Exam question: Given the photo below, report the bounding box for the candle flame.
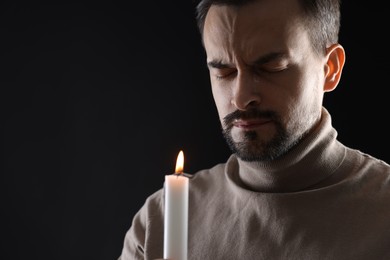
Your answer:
[175,150,184,174]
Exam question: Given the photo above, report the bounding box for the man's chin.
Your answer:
[235,152,263,162]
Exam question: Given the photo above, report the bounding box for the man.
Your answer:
[118,0,390,259]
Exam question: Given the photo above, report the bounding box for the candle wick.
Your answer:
[172,172,193,179]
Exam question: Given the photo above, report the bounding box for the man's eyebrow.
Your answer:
[207,52,287,69]
[207,60,231,69]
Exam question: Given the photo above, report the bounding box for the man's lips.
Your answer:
[232,118,272,130]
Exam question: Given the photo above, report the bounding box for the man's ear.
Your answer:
[323,43,345,92]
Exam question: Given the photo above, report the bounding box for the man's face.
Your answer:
[203,0,328,161]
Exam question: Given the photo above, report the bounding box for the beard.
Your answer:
[222,109,301,162]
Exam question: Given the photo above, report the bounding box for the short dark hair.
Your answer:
[195,0,341,54]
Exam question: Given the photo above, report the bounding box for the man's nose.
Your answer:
[231,72,261,110]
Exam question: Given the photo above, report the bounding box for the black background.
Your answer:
[1,2,389,260]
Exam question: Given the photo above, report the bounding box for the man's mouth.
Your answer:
[223,109,277,131]
[233,118,272,130]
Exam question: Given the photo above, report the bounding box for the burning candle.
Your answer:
[163,150,189,260]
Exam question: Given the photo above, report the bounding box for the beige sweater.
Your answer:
[118,108,390,260]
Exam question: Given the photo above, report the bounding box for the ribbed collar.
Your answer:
[226,107,346,193]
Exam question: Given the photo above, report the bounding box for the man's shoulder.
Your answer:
[344,147,390,185]
[348,147,390,171]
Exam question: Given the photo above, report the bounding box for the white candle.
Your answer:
[163,150,189,260]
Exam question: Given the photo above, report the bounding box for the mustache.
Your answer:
[223,109,277,127]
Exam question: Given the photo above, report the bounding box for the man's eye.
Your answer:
[258,61,288,73]
[262,66,287,73]
[214,69,237,80]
